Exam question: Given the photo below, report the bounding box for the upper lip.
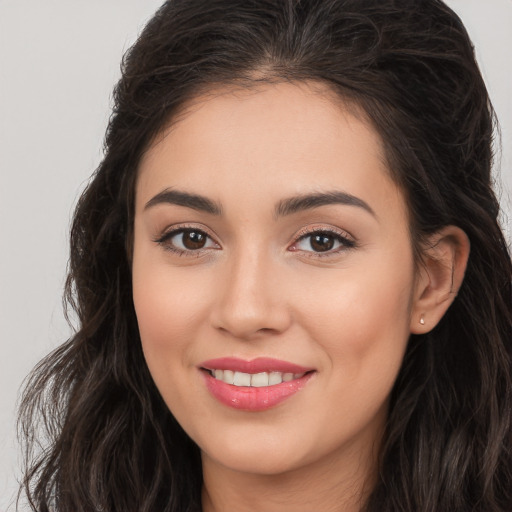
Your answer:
[199,357,314,374]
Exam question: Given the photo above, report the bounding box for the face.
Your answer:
[132,82,419,478]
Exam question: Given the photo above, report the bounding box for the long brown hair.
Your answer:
[19,1,512,510]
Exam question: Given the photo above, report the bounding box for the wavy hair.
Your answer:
[18,0,512,510]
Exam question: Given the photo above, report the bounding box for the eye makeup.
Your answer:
[288,225,356,258]
[153,223,220,256]
[153,221,357,260]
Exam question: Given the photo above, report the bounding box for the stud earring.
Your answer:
[419,315,425,325]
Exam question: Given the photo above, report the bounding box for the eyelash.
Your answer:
[291,226,356,258]
[154,225,356,258]
[153,224,219,257]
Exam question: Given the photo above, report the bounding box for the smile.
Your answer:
[200,357,315,411]
[206,369,307,387]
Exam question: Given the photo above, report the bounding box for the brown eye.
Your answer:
[310,233,335,252]
[292,229,355,255]
[181,230,207,250]
[156,227,219,254]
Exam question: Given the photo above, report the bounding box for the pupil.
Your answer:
[310,233,334,252]
[183,230,206,250]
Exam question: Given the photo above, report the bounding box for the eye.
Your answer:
[155,228,220,254]
[290,229,355,255]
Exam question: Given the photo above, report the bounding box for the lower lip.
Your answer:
[202,371,314,411]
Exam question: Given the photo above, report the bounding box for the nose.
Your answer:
[210,249,292,340]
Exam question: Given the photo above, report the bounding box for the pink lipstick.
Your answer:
[200,357,315,411]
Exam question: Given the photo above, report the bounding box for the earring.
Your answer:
[419,315,425,325]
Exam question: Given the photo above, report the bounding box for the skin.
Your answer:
[132,82,469,511]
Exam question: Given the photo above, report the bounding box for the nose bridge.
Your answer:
[212,244,290,338]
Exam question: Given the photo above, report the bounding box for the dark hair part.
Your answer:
[19,0,512,510]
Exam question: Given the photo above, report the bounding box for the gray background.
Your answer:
[1,1,511,510]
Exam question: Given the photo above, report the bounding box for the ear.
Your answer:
[410,226,470,334]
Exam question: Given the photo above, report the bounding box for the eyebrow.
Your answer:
[144,188,222,215]
[144,188,375,218]
[274,191,376,218]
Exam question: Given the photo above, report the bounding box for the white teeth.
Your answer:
[233,371,251,386]
[251,372,269,387]
[223,369,235,384]
[268,372,283,385]
[209,369,307,387]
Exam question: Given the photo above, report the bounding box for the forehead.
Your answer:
[136,81,406,223]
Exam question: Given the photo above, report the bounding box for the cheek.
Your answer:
[132,255,210,373]
[287,254,415,450]
[131,266,215,423]
[295,252,415,376]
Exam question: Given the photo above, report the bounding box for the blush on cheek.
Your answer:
[133,271,209,374]
[296,267,413,374]
[133,292,165,345]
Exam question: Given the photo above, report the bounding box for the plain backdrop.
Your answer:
[0,1,511,510]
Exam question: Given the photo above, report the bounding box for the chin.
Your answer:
[202,445,307,476]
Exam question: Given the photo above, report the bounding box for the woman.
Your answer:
[19,0,512,511]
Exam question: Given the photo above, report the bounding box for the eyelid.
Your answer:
[153,222,356,258]
[153,223,221,254]
[288,225,357,256]
[293,224,355,242]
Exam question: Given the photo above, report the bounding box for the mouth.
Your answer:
[203,368,310,387]
[199,357,316,411]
